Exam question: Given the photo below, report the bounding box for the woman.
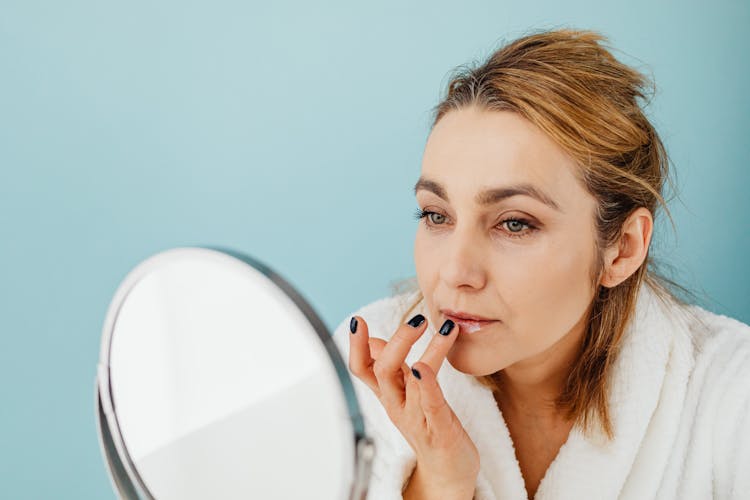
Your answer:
[332,29,750,500]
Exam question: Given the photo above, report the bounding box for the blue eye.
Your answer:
[413,208,537,239]
[413,208,446,225]
[505,219,527,233]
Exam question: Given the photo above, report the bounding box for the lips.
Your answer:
[441,309,499,334]
[440,308,497,321]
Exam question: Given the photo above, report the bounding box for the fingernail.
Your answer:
[407,314,425,328]
[411,367,421,380]
[350,316,358,334]
[439,319,455,336]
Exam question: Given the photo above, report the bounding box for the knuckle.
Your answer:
[423,397,445,415]
[392,326,417,344]
[372,360,388,379]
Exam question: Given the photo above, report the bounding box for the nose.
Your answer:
[439,225,487,291]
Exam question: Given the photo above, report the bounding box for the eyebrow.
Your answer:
[413,176,562,212]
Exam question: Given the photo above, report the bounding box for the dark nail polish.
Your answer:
[411,367,421,380]
[350,316,358,334]
[407,314,425,328]
[439,319,455,336]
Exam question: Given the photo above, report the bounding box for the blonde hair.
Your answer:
[393,28,701,441]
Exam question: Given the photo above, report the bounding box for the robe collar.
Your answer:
[408,282,688,499]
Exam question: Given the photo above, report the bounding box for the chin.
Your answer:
[447,348,509,378]
[445,349,481,375]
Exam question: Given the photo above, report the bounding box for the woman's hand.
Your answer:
[348,313,480,493]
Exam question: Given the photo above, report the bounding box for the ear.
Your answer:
[599,207,654,288]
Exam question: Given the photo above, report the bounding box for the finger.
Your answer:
[347,315,381,396]
[374,314,430,411]
[368,338,411,382]
[348,315,411,399]
[417,318,460,377]
[411,361,453,433]
[404,363,424,426]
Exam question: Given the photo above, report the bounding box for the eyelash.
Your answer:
[412,208,538,239]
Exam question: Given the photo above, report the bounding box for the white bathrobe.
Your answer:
[331,282,750,499]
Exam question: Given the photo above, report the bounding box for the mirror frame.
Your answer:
[94,246,374,499]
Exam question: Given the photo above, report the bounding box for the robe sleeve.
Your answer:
[711,320,750,499]
[331,313,418,499]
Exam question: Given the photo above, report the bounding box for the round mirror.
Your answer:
[95,247,374,499]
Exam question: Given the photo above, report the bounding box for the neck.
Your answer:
[494,310,588,419]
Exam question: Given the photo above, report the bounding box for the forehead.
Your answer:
[420,107,585,206]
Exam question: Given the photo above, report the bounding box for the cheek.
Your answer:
[414,231,444,320]
[414,233,437,331]
[413,230,435,282]
[414,233,427,301]
[498,233,594,285]
[502,238,595,342]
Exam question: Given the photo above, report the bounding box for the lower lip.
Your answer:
[447,317,499,334]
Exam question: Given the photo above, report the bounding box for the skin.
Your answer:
[412,105,653,496]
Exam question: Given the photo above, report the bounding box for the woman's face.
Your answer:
[414,106,601,378]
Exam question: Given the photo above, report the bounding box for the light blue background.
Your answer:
[1,0,748,497]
